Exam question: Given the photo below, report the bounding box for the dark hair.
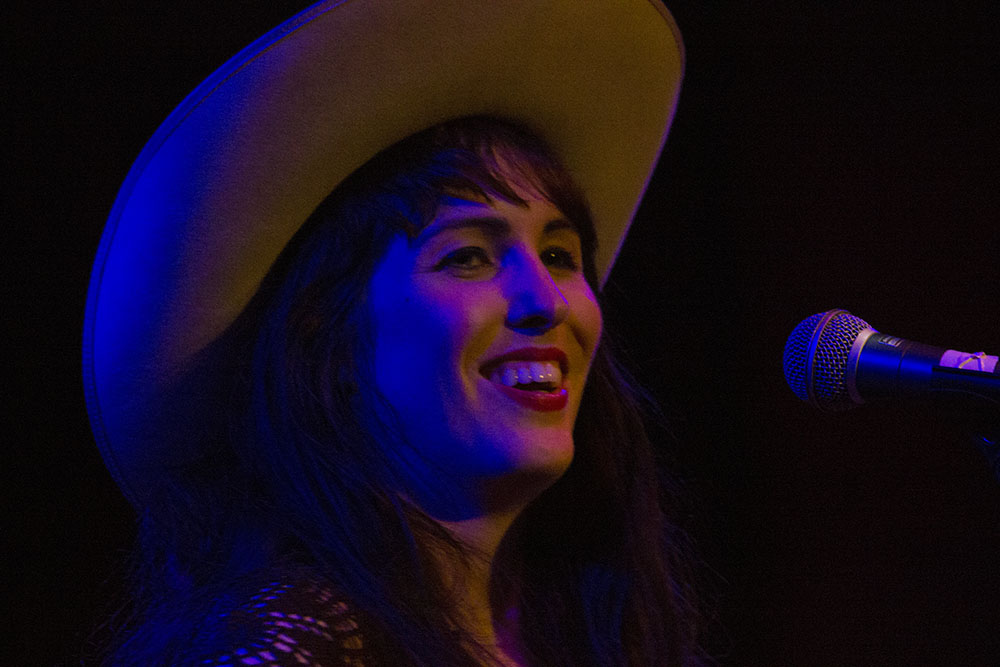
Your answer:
[101,116,704,665]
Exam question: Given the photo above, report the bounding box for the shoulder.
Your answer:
[191,570,369,666]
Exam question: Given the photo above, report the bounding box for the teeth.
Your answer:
[489,361,563,388]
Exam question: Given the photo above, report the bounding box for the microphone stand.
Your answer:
[899,391,1000,485]
[944,393,1000,484]
[969,407,1000,484]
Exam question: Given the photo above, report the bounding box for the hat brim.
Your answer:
[84,0,684,505]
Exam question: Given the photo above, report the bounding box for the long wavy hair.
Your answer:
[101,116,704,665]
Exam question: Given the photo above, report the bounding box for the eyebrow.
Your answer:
[414,215,580,248]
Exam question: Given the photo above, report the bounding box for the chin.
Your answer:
[477,453,572,515]
[493,432,574,484]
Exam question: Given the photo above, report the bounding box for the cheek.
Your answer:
[373,284,494,396]
[373,295,440,394]
[572,285,604,361]
[411,286,500,378]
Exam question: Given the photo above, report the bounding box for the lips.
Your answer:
[479,347,570,412]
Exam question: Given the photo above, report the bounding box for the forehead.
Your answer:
[420,192,579,241]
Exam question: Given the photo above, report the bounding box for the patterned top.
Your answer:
[197,575,370,666]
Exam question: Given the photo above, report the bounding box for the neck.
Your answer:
[405,469,562,663]
[434,508,526,665]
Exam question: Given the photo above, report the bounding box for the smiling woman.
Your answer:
[369,169,603,522]
[84,1,696,665]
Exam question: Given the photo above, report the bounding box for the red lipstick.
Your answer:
[492,385,568,411]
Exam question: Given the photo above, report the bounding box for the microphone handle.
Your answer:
[853,332,1000,483]
[852,333,1000,404]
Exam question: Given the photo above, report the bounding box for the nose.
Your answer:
[503,251,570,335]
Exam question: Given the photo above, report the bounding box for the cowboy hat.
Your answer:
[83,0,684,506]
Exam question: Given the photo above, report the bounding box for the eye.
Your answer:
[435,246,492,272]
[541,246,579,272]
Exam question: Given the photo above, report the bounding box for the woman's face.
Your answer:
[367,182,602,517]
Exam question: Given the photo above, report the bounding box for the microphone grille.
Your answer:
[783,309,874,411]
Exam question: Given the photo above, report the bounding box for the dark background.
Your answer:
[9,2,1000,664]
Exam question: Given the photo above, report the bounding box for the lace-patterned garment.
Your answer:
[197,576,369,666]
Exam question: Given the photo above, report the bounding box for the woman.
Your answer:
[84,1,697,664]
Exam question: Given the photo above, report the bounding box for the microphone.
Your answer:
[783,309,1000,413]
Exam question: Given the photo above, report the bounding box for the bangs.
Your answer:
[309,115,601,289]
[430,135,565,214]
[374,119,594,251]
